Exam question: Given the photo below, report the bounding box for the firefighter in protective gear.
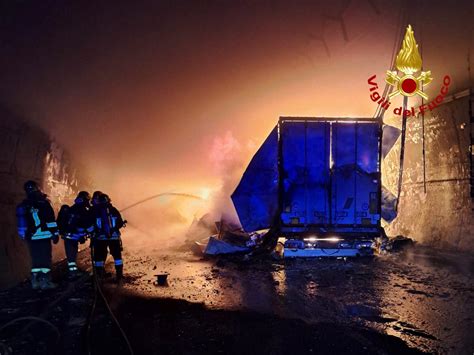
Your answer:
[91,192,126,282]
[16,180,59,290]
[57,191,94,279]
[91,190,103,207]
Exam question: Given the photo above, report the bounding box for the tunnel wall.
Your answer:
[383,92,474,253]
[0,107,89,289]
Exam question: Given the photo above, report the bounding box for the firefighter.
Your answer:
[91,192,126,283]
[16,180,59,290]
[91,190,103,207]
[57,191,94,279]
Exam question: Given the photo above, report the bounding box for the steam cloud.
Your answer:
[119,130,256,252]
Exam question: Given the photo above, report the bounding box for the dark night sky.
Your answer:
[0,0,472,206]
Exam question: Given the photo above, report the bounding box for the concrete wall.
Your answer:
[383,93,474,253]
[0,106,89,288]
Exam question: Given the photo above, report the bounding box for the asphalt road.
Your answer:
[114,245,474,354]
[0,244,473,354]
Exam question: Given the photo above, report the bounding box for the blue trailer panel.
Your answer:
[280,122,331,226]
[331,122,380,230]
[280,118,381,235]
[306,122,331,225]
[332,123,357,226]
[231,126,279,232]
[232,117,383,239]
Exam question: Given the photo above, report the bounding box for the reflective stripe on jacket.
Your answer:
[65,225,95,240]
[30,208,56,240]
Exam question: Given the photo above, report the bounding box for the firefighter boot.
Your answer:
[31,272,40,290]
[67,262,81,280]
[115,265,123,285]
[39,272,57,290]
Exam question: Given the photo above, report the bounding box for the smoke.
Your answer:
[120,193,207,252]
[207,131,256,225]
[118,130,256,252]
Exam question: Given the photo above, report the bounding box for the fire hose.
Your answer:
[85,240,134,355]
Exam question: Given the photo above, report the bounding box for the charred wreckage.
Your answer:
[200,116,404,258]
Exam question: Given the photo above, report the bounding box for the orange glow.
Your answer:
[0,1,471,245]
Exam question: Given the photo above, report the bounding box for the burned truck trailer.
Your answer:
[232,117,384,257]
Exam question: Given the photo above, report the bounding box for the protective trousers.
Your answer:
[92,239,123,279]
[26,239,56,289]
[27,239,52,273]
[64,239,79,273]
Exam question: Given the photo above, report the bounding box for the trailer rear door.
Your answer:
[331,122,380,227]
[280,120,380,232]
[280,121,330,226]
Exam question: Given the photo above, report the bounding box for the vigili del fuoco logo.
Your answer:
[367,24,451,117]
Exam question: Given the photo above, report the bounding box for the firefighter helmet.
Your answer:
[24,180,39,194]
[75,191,91,204]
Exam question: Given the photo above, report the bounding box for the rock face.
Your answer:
[383,93,474,253]
[0,106,90,288]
